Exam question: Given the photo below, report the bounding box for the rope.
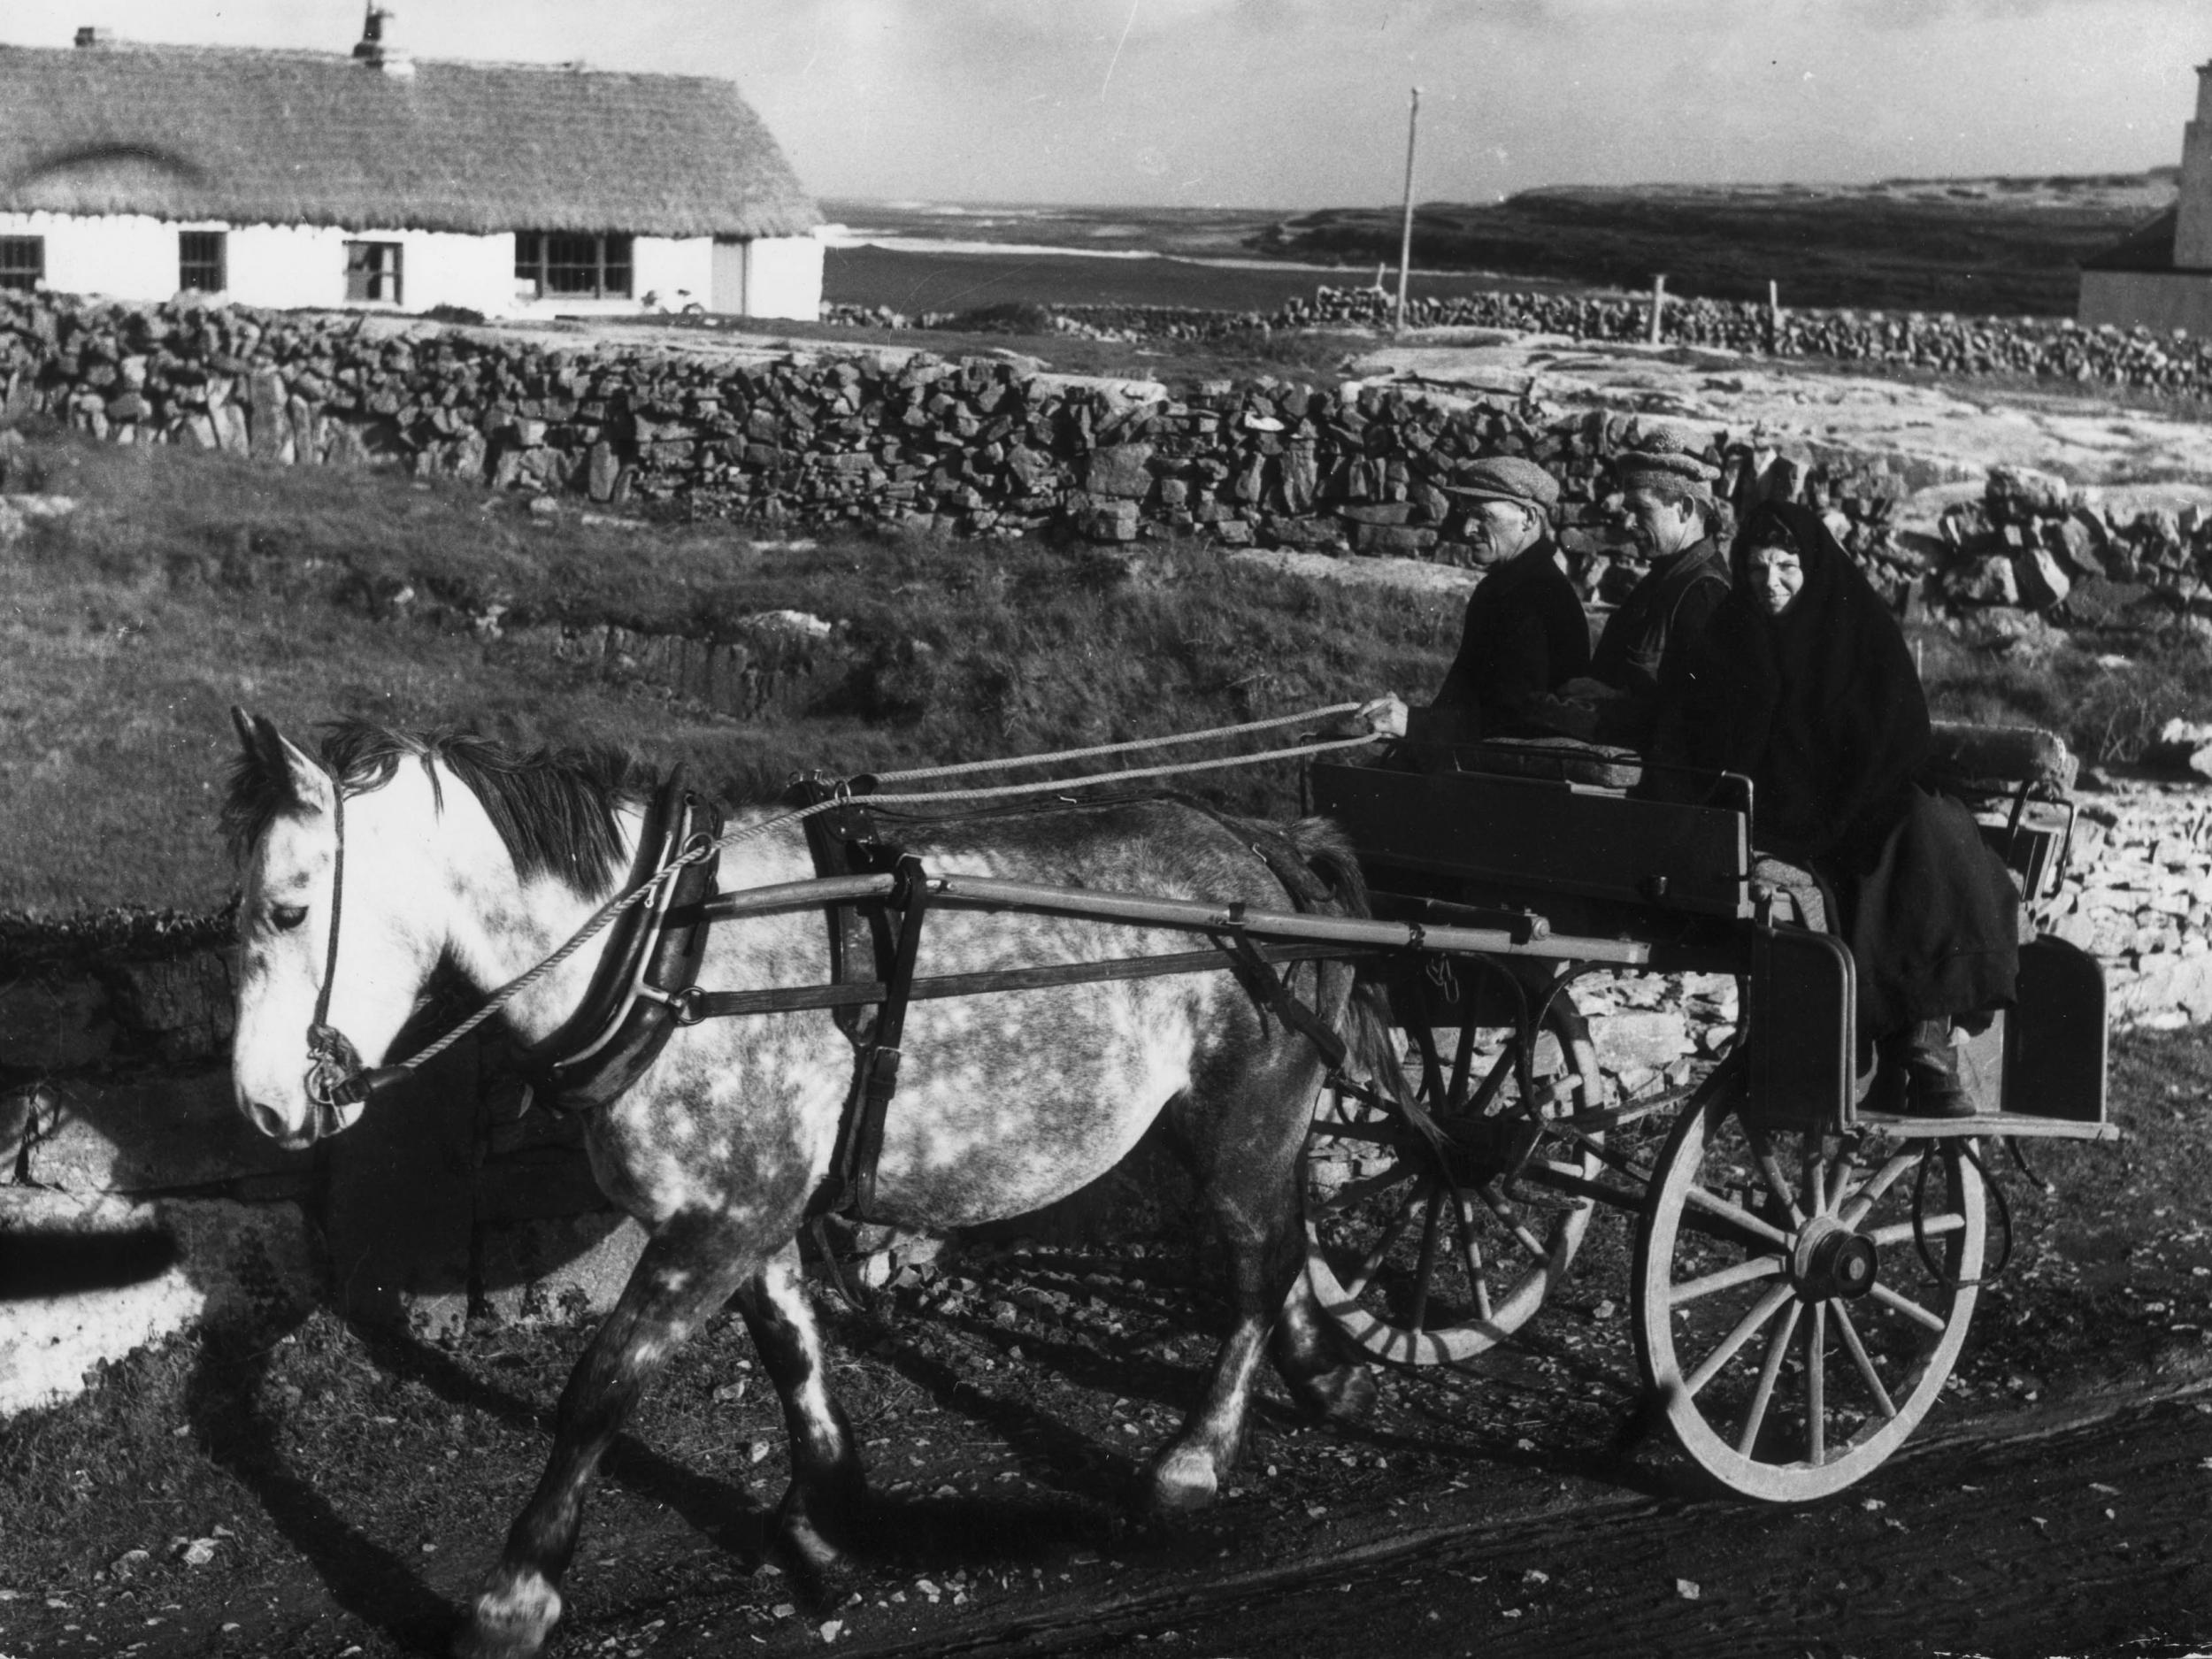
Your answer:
[868,702,1366,784]
[385,703,1383,1078]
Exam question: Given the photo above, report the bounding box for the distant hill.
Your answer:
[1255,173,2179,317]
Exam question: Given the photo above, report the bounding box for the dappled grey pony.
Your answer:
[224,713,1377,1659]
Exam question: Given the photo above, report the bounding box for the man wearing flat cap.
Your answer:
[1413,454,1594,740]
[1588,441,1731,749]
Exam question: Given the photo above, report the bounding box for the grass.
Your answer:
[6,411,2208,920]
[0,429,1459,918]
[1916,616,2212,766]
[618,309,1386,391]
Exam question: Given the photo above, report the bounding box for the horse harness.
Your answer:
[312,763,1358,1227]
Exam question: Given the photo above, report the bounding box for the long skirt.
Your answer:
[1828,785,2022,1044]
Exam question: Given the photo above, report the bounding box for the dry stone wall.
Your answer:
[8,291,2211,628]
[834,283,2212,403]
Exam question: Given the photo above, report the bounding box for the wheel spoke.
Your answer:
[1826,1150,1858,1216]
[1864,1213,1965,1248]
[1831,1302,1899,1420]
[1749,1134,1808,1229]
[1806,1302,1828,1465]
[1671,1255,1786,1307]
[1451,1194,1495,1323]
[1407,1180,1445,1333]
[1838,1151,1919,1228]
[1734,1299,1802,1455]
[1686,1282,1797,1399]
[1341,1180,1423,1298]
[1868,1279,1946,1334]
[1805,1150,1830,1218]
[1315,1164,1418,1220]
[1682,1184,1792,1250]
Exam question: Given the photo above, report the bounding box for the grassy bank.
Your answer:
[6,422,2208,918]
[0,431,1455,917]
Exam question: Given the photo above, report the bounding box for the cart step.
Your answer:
[1855,1110,2121,1142]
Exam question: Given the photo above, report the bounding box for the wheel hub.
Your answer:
[1790,1216,1879,1302]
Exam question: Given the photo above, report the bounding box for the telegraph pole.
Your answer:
[1394,86,1420,335]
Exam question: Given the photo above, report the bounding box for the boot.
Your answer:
[1899,1018,1974,1118]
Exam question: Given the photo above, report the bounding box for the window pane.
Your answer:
[541,233,601,294]
[0,236,41,292]
[602,233,633,297]
[513,232,541,281]
[179,230,225,293]
[345,241,402,304]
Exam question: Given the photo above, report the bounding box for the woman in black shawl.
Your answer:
[1679,501,2019,1114]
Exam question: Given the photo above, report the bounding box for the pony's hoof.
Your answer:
[451,1566,562,1659]
[1295,1362,1378,1423]
[776,1479,866,1591]
[1146,1443,1221,1515]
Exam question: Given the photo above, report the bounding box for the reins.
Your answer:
[296,701,1383,1110]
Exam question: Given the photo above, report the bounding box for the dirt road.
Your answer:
[845,1388,2212,1659]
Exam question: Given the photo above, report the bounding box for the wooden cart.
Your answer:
[1302,740,2114,1501]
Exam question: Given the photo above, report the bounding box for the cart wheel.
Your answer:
[1633,1081,1985,1501]
[1306,999,1601,1365]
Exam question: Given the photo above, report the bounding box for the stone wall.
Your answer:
[6,291,2211,628]
[834,281,2212,404]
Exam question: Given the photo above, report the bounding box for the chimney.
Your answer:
[73,26,115,47]
[352,4,414,78]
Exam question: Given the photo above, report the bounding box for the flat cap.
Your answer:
[1444,455,1560,515]
[1613,442,1719,501]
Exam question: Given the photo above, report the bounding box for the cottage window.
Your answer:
[0,236,42,292]
[179,230,227,294]
[514,232,633,299]
[344,241,403,304]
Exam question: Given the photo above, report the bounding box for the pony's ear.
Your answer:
[231,707,334,817]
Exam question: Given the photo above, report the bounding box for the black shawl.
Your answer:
[1683,502,1927,867]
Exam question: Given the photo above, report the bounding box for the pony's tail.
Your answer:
[1339,977,1415,1114]
[1276,816,1415,1110]
[1279,815,1371,921]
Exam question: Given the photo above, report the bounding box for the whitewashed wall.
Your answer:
[714,234,823,320]
[0,217,754,319]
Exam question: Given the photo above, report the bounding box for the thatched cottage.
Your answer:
[2079,59,2212,336]
[0,13,824,319]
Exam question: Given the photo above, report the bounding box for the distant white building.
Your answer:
[0,12,825,320]
[2079,59,2212,336]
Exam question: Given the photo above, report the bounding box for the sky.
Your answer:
[9,0,2210,209]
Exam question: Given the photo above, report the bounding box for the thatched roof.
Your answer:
[2083,209,2177,274]
[0,42,820,239]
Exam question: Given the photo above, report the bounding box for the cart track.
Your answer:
[839,1381,2212,1659]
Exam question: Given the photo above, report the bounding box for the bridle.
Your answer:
[301,766,405,1114]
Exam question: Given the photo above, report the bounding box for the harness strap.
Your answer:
[816,854,933,1221]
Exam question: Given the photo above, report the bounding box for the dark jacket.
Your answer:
[1680,501,2017,1038]
[1591,535,1730,748]
[1432,539,1591,739]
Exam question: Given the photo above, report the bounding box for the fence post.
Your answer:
[1647,274,1667,345]
[1768,279,1782,352]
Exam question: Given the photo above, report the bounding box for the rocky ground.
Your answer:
[2,1029,2210,1659]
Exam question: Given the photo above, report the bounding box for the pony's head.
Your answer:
[224,709,449,1148]
[224,710,649,1148]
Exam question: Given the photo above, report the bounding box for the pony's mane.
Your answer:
[224,720,654,895]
